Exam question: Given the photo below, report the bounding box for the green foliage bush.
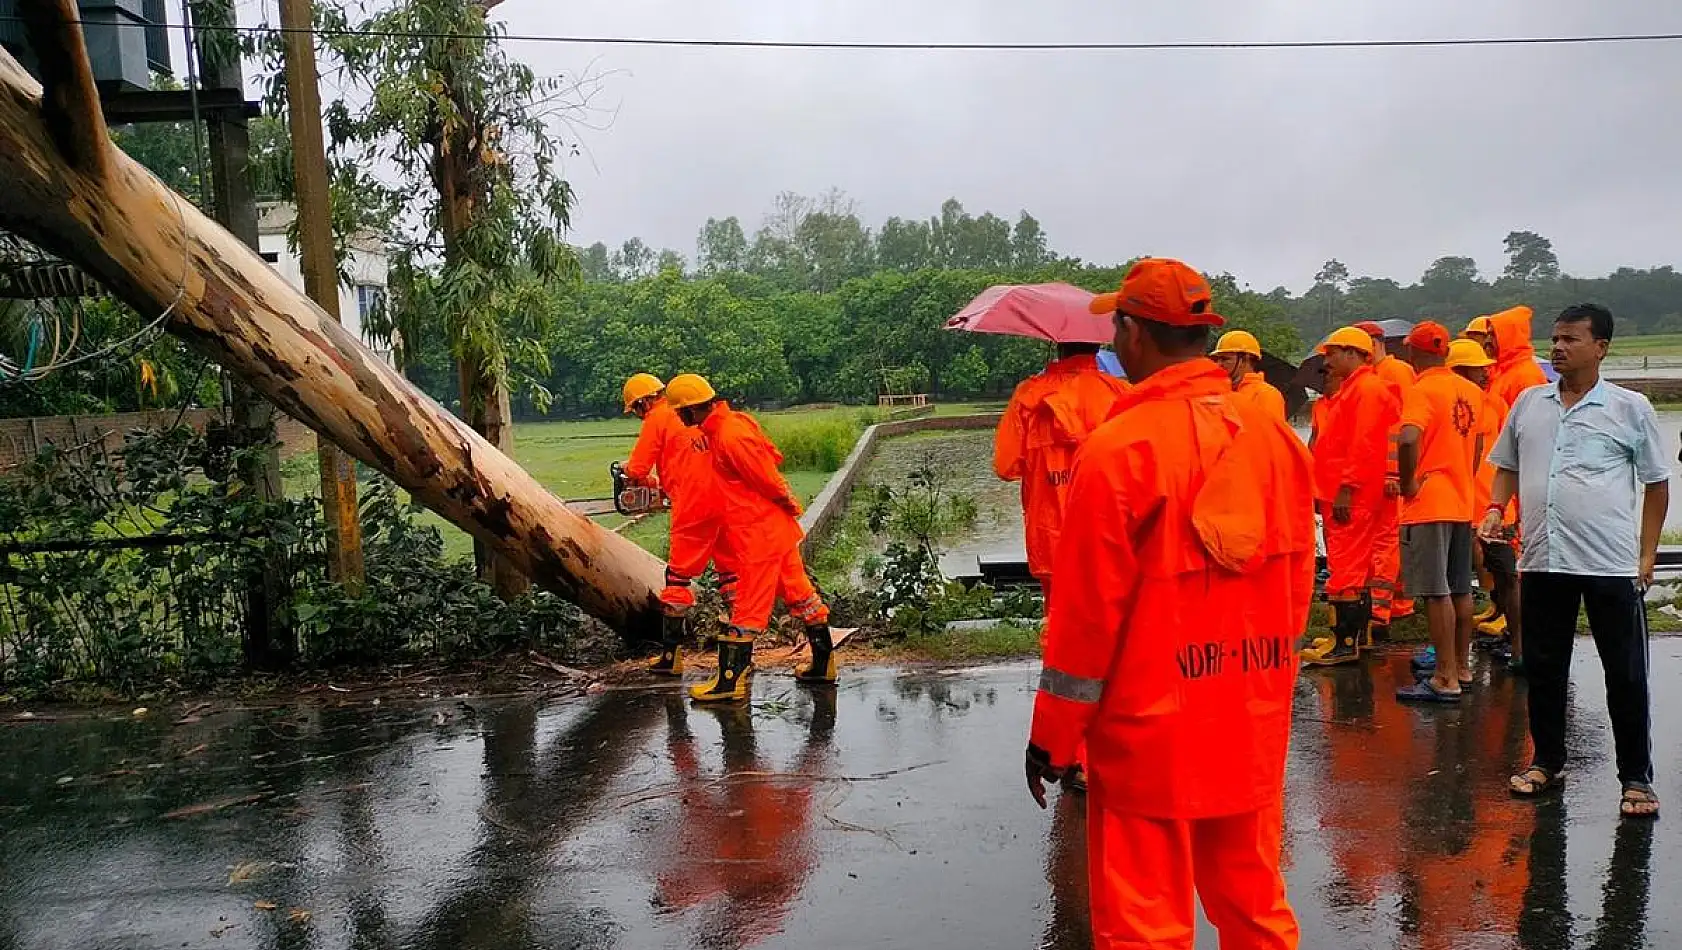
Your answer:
[0,429,589,696]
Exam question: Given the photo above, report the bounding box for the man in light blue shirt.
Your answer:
[1483,304,1669,818]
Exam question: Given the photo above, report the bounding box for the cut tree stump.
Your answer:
[0,0,665,639]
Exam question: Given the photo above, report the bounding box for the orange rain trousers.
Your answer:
[1088,799,1298,950]
[729,548,828,632]
[1323,501,1390,611]
[1370,498,1402,623]
[700,402,826,634]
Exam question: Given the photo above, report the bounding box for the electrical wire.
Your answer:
[9,190,192,381]
[2,15,1681,52]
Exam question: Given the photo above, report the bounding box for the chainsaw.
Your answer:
[610,461,669,516]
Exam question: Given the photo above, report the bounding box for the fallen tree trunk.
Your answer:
[0,0,665,639]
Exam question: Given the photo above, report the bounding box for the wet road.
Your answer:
[3,644,1681,949]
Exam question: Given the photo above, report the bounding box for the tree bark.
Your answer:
[0,1,665,640]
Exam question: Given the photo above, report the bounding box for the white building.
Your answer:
[257,202,393,364]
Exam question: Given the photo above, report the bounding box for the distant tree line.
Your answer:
[1282,231,1682,343]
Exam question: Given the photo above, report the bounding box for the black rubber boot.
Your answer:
[794,623,837,685]
[1303,597,1365,667]
[689,634,754,703]
[648,614,686,677]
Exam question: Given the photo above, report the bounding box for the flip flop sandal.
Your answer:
[1510,765,1565,798]
[1621,783,1661,820]
[1396,679,1462,703]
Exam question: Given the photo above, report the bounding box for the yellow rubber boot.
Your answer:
[648,615,686,677]
[794,623,838,686]
[690,633,754,704]
[1302,599,1365,667]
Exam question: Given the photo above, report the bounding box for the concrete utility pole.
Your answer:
[277,0,365,591]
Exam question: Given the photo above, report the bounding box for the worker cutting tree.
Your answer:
[620,373,737,678]
[664,374,836,702]
[1304,326,1401,666]
[1026,258,1316,949]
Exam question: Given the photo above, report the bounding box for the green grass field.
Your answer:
[1531,333,1682,357]
[286,401,995,562]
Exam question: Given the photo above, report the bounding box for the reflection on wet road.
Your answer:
[3,645,1681,948]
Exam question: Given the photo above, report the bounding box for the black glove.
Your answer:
[1026,742,1065,809]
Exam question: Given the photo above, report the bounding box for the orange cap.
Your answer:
[1316,326,1375,356]
[1404,321,1451,356]
[1446,338,1495,369]
[1354,320,1386,338]
[1465,316,1493,337]
[1089,258,1225,328]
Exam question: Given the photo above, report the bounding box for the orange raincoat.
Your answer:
[1375,355,1416,396]
[1372,355,1414,620]
[701,403,827,632]
[1488,306,1548,410]
[627,399,733,609]
[1233,372,1288,423]
[994,353,1131,586]
[1030,359,1314,949]
[1314,365,1402,616]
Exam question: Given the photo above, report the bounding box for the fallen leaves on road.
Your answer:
[253,900,277,911]
[228,861,276,885]
[179,743,209,759]
[287,909,312,924]
[162,793,266,820]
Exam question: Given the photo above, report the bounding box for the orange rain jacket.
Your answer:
[1398,367,1484,525]
[1233,372,1288,423]
[1030,359,1317,818]
[994,354,1131,580]
[1375,355,1416,397]
[1488,306,1548,410]
[626,398,718,526]
[1313,365,1402,508]
[699,402,804,564]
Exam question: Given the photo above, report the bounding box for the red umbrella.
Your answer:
[943,282,1114,344]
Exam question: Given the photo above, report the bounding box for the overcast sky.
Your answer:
[487,0,1682,292]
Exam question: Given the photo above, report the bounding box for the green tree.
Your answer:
[1311,259,1349,333]
[1502,230,1561,287]
[306,0,584,594]
[696,216,749,274]
[876,217,932,271]
[1010,212,1050,269]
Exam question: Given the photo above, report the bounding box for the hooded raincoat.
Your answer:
[994,354,1131,584]
[1488,306,1548,410]
[1029,359,1314,949]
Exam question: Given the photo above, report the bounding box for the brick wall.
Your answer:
[0,409,317,470]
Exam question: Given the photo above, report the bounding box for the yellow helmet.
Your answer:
[664,373,718,410]
[1210,329,1261,359]
[1446,338,1495,369]
[621,373,664,413]
[1316,326,1375,356]
[1464,316,1493,338]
